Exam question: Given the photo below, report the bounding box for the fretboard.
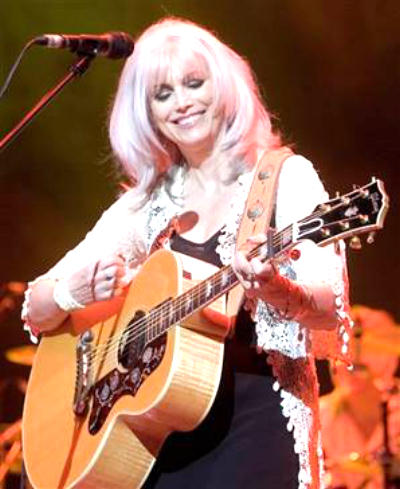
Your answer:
[142,223,294,342]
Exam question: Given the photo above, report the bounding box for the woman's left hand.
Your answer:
[233,234,298,314]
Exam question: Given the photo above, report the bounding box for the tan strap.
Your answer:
[226,146,294,325]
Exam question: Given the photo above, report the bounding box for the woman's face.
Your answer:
[149,53,222,166]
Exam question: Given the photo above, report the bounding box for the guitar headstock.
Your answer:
[296,178,389,248]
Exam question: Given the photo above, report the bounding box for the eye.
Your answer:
[154,85,172,102]
[186,78,204,89]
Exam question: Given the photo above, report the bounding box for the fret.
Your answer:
[205,280,213,300]
[145,320,151,343]
[151,311,160,339]
[185,293,192,315]
[220,270,229,288]
[167,301,174,326]
[211,274,222,296]
[145,315,154,342]
[280,225,293,248]
[173,295,181,321]
[227,269,237,287]
[177,294,187,321]
[191,286,201,310]
[157,303,169,334]
[199,283,207,305]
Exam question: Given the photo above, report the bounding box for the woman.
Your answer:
[22,18,352,489]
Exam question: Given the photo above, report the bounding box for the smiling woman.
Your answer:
[109,19,278,195]
[149,56,220,167]
[21,17,351,489]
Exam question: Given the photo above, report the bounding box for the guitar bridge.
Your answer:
[73,330,94,416]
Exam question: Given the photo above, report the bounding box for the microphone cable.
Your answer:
[0,38,37,101]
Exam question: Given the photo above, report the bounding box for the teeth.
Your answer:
[175,112,203,127]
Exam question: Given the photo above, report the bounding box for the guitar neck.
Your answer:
[142,224,294,341]
[136,178,389,342]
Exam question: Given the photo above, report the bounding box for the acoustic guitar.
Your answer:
[23,179,388,489]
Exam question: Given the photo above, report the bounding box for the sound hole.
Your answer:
[118,309,147,370]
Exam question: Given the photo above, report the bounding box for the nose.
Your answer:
[175,87,192,113]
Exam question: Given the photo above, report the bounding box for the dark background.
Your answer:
[0,1,399,479]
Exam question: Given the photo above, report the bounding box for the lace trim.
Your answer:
[267,350,323,489]
[310,241,353,363]
[216,170,254,265]
[21,275,49,344]
[145,185,183,251]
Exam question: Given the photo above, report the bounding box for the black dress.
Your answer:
[143,231,299,489]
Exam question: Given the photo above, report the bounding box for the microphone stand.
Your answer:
[0,54,94,153]
[380,398,395,489]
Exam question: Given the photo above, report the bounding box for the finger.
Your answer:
[246,233,267,245]
[93,284,113,301]
[102,266,118,283]
[114,286,125,297]
[94,278,119,300]
[239,233,267,253]
[98,254,125,271]
[104,261,127,281]
[251,258,276,281]
[244,287,259,298]
[234,251,254,278]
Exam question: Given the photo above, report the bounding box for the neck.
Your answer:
[180,144,213,169]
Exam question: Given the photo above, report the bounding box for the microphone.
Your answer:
[33,32,134,59]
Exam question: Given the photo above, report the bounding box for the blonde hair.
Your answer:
[109,17,279,200]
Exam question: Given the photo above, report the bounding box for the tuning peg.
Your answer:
[367,232,376,244]
[341,196,350,205]
[349,236,362,250]
[320,203,331,212]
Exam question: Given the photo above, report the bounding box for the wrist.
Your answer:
[265,278,312,322]
[53,279,85,312]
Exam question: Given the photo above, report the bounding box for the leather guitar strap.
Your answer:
[226,146,294,331]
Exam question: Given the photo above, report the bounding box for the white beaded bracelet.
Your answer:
[53,279,85,312]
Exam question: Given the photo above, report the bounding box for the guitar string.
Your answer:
[85,192,368,367]
[85,225,293,367]
[86,204,365,369]
[87,218,357,373]
[89,190,366,363]
[86,217,363,372]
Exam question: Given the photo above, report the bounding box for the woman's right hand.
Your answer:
[67,254,129,306]
[25,254,130,334]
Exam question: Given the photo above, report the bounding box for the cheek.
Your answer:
[150,103,169,132]
[200,81,216,106]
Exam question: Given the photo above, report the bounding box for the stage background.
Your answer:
[0,0,398,444]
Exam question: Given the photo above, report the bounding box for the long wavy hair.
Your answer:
[109,17,280,201]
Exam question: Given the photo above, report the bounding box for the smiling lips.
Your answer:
[173,110,206,127]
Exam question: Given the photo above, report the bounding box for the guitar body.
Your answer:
[23,250,227,489]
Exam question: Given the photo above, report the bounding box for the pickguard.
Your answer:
[88,332,167,435]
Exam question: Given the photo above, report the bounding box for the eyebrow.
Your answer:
[182,70,206,80]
